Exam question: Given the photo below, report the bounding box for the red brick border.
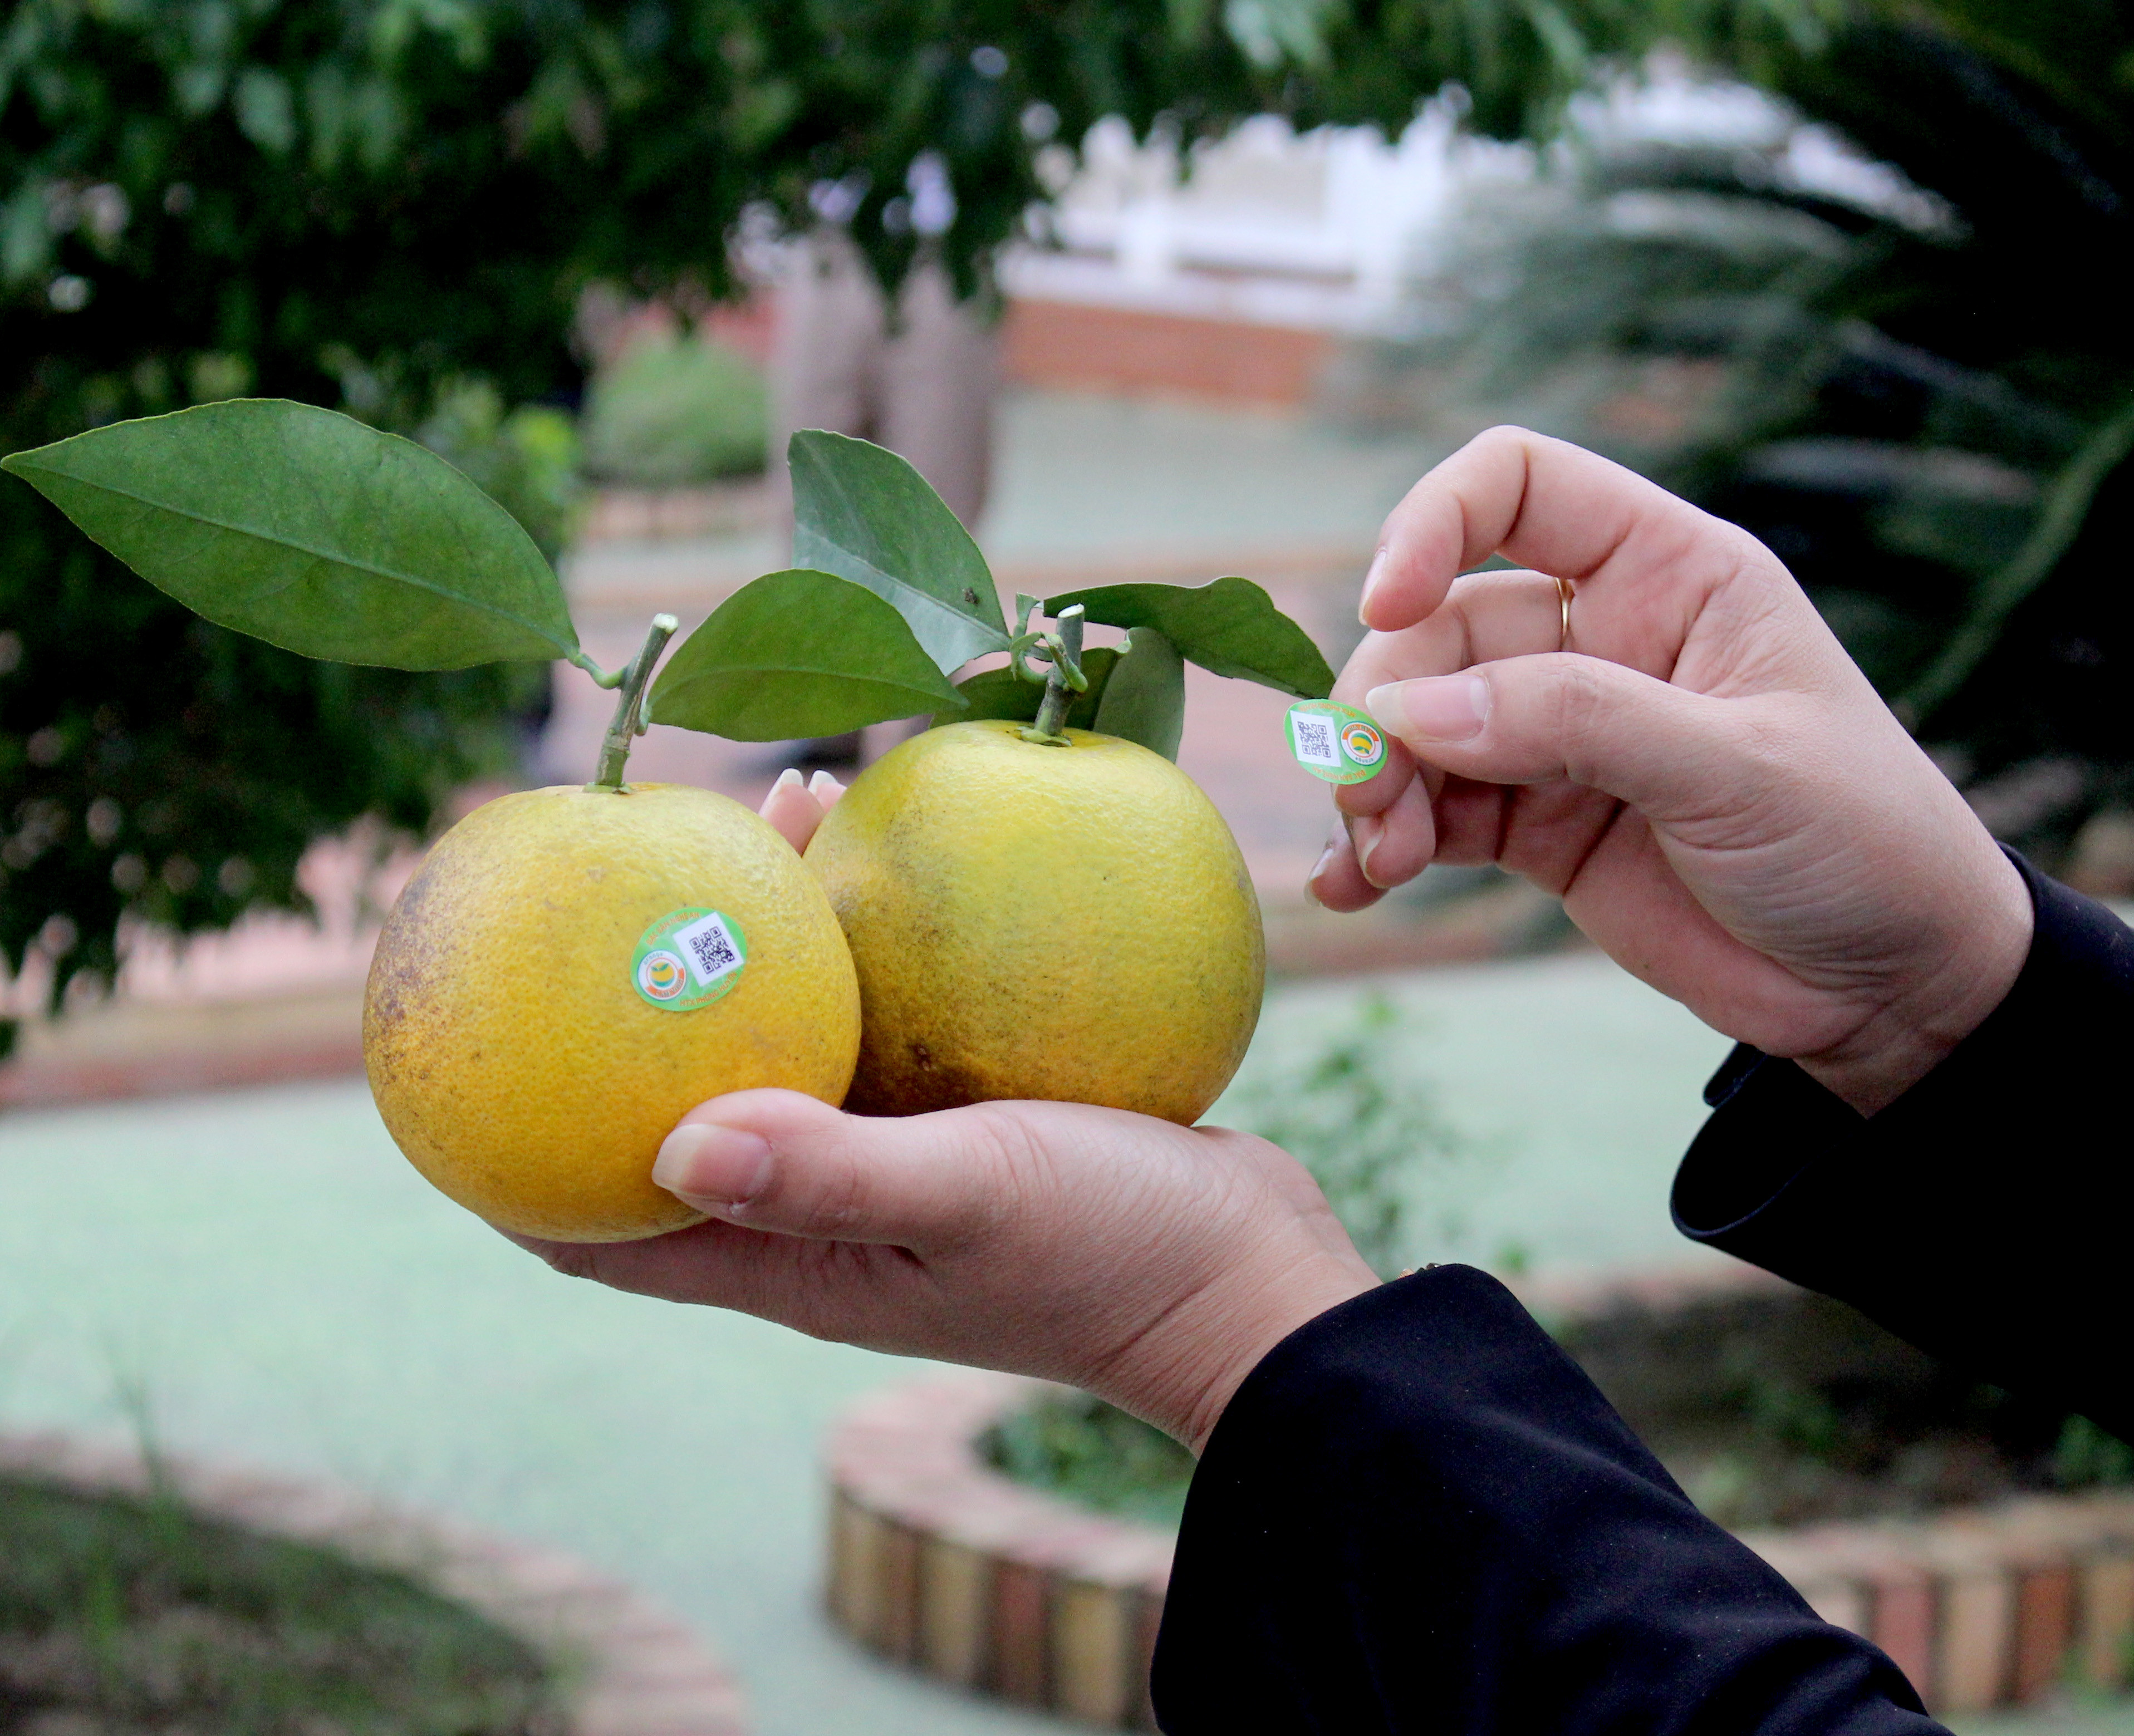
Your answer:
[827,1293,2134,1725]
[0,1430,748,1736]
[825,1375,1170,1729]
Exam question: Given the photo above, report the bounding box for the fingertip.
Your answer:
[1356,547,1388,625]
[1366,674,1490,745]
[1306,822,1385,912]
[653,1121,773,1208]
[760,771,827,852]
[1355,778,1436,889]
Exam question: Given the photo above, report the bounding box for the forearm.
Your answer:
[1154,1267,1940,1735]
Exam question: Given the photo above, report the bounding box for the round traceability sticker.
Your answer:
[1285,700,1388,784]
[632,908,748,1011]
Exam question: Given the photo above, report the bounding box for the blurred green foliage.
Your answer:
[0,1474,558,1734]
[580,336,768,486]
[1221,990,1465,1279]
[1397,2,2134,856]
[984,1388,1197,1529]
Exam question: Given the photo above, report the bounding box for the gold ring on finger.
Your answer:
[1556,573,1574,654]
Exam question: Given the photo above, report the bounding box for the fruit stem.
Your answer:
[567,647,624,689]
[1018,606,1085,746]
[588,613,678,790]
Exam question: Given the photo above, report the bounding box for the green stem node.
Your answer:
[588,613,678,790]
[1018,606,1085,745]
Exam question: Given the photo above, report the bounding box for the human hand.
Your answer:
[515,1090,1377,1453]
[1311,426,2031,1115]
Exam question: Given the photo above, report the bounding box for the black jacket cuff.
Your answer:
[1673,855,2134,1435]
[1152,1265,1933,1734]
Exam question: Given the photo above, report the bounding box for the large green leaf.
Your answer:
[788,430,1009,673]
[1092,628,1185,759]
[0,399,577,670]
[934,647,1123,730]
[1047,576,1333,698]
[649,569,965,742]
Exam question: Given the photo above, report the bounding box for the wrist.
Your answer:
[1796,845,2033,1115]
[1102,1249,1376,1455]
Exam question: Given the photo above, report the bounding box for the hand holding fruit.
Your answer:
[1313,426,2033,1114]
[516,1089,1377,1454]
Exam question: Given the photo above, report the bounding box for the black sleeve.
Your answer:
[1151,1265,1940,1735]
[1674,855,2134,1442]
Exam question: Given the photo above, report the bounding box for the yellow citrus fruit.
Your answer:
[804,719,1263,1122]
[364,783,859,1242]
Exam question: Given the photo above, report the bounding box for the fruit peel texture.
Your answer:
[805,720,1264,1123]
[363,783,861,1241]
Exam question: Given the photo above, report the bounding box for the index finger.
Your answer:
[1360,426,1760,635]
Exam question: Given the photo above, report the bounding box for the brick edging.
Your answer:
[0,1430,748,1736]
[826,1304,2134,1724]
[825,1375,1170,1729]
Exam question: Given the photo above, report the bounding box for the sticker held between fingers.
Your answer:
[1285,700,1387,785]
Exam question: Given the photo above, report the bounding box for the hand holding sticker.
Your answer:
[1285,700,1387,784]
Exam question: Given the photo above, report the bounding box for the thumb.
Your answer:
[650,1088,1010,1249]
[1364,656,1764,824]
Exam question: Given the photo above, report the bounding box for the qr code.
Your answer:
[1292,716,1341,767]
[673,912,744,986]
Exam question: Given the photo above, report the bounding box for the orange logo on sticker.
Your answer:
[637,950,686,1001]
[1340,720,1385,766]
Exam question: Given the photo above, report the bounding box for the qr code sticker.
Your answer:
[673,912,743,986]
[1292,716,1341,768]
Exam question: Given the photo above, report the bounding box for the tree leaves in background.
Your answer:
[649,569,964,742]
[788,430,1009,673]
[1,401,576,670]
[1049,576,1333,698]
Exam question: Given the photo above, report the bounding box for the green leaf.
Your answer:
[649,569,966,742]
[0,399,577,670]
[1046,576,1333,698]
[788,430,1009,672]
[1092,628,1185,760]
[935,648,1122,730]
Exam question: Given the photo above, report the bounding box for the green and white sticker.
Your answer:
[632,907,748,1011]
[1285,700,1387,784]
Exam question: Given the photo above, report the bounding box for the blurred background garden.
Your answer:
[4,1,2133,1732]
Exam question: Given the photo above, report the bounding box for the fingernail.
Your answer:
[1306,819,1346,904]
[1357,548,1388,623]
[652,1123,773,1207]
[1350,812,1387,886]
[1366,675,1489,743]
[808,770,847,808]
[769,767,802,793]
